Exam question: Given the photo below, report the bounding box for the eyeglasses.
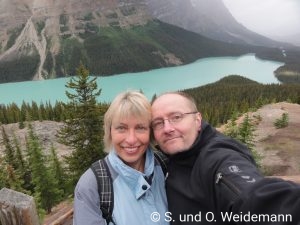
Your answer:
[151,112,198,130]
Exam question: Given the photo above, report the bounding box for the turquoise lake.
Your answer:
[0,54,283,106]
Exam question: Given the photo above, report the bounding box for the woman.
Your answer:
[73,90,168,225]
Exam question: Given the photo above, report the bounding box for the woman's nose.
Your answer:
[125,129,138,143]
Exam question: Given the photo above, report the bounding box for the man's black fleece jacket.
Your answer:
[165,121,300,225]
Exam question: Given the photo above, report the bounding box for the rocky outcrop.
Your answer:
[0,121,70,158]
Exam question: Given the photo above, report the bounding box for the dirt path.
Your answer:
[43,200,73,225]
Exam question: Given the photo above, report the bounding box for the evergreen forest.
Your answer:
[2,75,299,127]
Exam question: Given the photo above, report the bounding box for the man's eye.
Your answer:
[152,121,163,127]
[171,114,182,122]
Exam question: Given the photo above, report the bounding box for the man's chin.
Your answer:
[162,143,182,155]
[159,139,182,153]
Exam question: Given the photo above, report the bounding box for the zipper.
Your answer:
[215,172,241,196]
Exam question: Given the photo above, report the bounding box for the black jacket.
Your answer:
[166,121,300,225]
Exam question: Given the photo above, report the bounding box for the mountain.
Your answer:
[272,32,300,47]
[144,0,285,48]
[0,0,298,84]
[0,0,154,82]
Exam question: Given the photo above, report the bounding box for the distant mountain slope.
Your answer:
[0,0,299,84]
[0,0,153,82]
[0,16,277,84]
[144,0,292,48]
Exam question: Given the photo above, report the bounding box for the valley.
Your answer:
[1,0,299,84]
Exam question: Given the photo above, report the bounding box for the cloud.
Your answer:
[222,0,300,38]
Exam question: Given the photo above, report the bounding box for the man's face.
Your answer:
[151,93,201,155]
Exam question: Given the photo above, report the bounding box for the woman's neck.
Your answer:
[128,155,146,172]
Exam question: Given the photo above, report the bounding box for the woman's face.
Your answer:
[111,115,150,171]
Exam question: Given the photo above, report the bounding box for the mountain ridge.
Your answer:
[0,0,299,84]
[144,0,284,47]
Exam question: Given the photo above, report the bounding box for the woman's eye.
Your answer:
[116,126,126,131]
[136,125,148,131]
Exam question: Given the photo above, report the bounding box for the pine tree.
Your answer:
[1,126,16,168]
[31,101,39,121]
[26,124,62,213]
[224,111,239,139]
[0,129,25,192]
[12,133,33,192]
[0,155,6,189]
[237,114,261,168]
[237,114,256,149]
[274,112,289,129]
[48,143,70,196]
[12,134,26,171]
[58,63,105,184]
[224,113,261,168]
[4,164,25,192]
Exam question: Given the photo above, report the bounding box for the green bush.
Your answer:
[274,113,289,129]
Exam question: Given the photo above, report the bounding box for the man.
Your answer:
[151,91,300,225]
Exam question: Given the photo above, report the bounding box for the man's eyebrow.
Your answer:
[152,112,179,120]
[151,117,162,121]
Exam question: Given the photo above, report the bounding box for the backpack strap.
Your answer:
[153,150,169,177]
[90,159,115,225]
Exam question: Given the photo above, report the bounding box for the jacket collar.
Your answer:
[108,148,155,199]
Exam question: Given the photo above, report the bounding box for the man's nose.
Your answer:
[162,119,175,132]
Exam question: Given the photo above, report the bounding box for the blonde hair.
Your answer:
[103,90,151,152]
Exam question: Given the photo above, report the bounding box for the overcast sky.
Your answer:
[222,0,300,40]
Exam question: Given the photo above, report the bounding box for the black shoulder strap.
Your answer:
[90,159,115,225]
[153,150,169,176]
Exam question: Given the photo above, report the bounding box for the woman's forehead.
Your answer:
[113,113,150,123]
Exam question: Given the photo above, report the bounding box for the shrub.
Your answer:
[274,113,289,129]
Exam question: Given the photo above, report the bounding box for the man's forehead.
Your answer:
[152,94,191,117]
[153,93,186,105]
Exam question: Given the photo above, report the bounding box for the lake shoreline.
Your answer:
[0,54,283,106]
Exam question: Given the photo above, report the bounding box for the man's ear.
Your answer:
[196,112,202,131]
